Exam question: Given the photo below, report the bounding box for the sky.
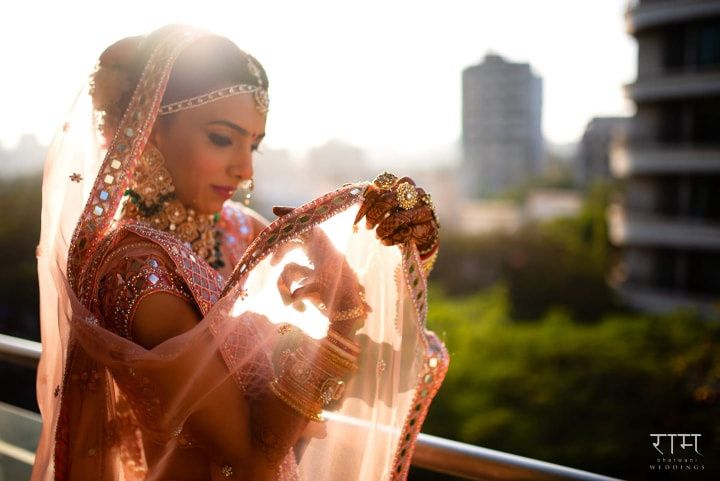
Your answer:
[0,0,637,162]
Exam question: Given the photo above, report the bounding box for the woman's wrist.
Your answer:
[269,333,360,421]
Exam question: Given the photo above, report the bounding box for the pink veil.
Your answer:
[32,26,448,481]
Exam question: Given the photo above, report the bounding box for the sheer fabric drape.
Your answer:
[32,26,448,481]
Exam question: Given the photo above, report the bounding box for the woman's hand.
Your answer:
[353,174,439,253]
[269,213,370,337]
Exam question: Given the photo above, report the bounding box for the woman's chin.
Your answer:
[203,200,226,215]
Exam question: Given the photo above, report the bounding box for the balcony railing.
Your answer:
[607,204,720,250]
[626,0,720,34]
[624,71,720,102]
[0,333,619,481]
[609,142,720,177]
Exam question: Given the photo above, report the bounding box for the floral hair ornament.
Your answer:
[158,55,269,115]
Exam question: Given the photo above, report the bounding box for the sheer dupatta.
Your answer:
[32,25,449,481]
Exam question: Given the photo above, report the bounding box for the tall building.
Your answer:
[576,117,631,187]
[609,0,720,316]
[461,54,543,198]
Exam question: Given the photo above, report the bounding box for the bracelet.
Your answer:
[326,330,361,357]
[419,238,440,258]
[269,335,359,422]
[269,378,324,421]
[329,305,366,323]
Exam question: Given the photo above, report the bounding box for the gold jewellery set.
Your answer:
[120,55,267,271]
[121,144,254,269]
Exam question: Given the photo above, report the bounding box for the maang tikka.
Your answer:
[121,143,225,268]
[158,55,269,116]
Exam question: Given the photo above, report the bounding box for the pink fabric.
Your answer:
[32,25,448,481]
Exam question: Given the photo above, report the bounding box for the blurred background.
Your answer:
[1,0,720,479]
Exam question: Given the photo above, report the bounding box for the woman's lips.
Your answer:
[211,185,236,200]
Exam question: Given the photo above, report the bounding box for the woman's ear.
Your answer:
[147,120,163,149]
[148,115,173,151]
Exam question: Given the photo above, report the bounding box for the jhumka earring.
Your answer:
[122,143,225,268]
[238,178,254,206]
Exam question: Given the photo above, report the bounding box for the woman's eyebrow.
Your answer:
[207,120,265,140]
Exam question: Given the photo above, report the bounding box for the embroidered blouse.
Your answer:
[93,202,261,342]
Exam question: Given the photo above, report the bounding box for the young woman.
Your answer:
[32,24,447,481]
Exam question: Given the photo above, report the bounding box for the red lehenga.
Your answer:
[32,26,448,481]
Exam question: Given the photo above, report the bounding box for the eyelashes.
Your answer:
[208,132,262,154]
[208,132,232,147]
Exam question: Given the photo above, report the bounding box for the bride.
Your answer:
[32,24,447,481]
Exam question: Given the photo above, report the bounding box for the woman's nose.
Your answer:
[228,151,253,181]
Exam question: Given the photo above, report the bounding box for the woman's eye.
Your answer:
[251,144,263,154]
[208,133,232,147]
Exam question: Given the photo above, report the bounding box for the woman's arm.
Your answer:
[132,293,311,480]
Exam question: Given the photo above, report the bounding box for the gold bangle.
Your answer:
[421,249,439,276]
[329,305,366,322]
[419,239,439,257]
[318,343,359,372]
[269,378,324,422]
[326,330,361,356]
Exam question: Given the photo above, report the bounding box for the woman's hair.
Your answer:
[90,24,269,142]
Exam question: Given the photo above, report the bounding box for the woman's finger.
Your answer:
[377,205,434,244]
[289,282,325,309]
[272,206,295,217]
[380,224,413,246]
[411,219,440,250]
[353,185,380,225]
[277,262,314,305]
[365,190,398,228]
[375,209,414,239]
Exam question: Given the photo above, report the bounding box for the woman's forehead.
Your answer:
[184,94,266,136]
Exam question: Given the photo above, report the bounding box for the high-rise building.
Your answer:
[576,117,631,187]
[461,54,543,198]
[609,0,720,316]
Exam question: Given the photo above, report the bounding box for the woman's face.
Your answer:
[151,93,266,214]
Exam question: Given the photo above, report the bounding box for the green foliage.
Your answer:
[431,182,620,321]
[0,174,41,340]
[422,286,720,480]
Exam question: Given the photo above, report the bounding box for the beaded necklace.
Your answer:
[121,145,224,269]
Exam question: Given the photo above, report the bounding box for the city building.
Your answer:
[461,53,543,198]
[609,0,720,316]
[576,117,631,187]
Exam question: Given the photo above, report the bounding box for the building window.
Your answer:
[696,20,720,69]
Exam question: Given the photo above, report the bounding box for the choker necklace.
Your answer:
[121,144,225,269]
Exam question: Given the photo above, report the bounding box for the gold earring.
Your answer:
[238,178,254,206]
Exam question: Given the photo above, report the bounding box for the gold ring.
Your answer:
[373,171,398,190]
[420,193,433,207]
[396,182,419,210]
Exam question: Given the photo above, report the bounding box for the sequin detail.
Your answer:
[97,251,193,340]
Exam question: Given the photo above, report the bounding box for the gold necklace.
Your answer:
[121,144,224,268]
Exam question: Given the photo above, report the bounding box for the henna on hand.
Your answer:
[356,175,439,250]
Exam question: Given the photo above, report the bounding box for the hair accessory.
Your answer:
[159,84,269,115]
[160,54,269,116]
